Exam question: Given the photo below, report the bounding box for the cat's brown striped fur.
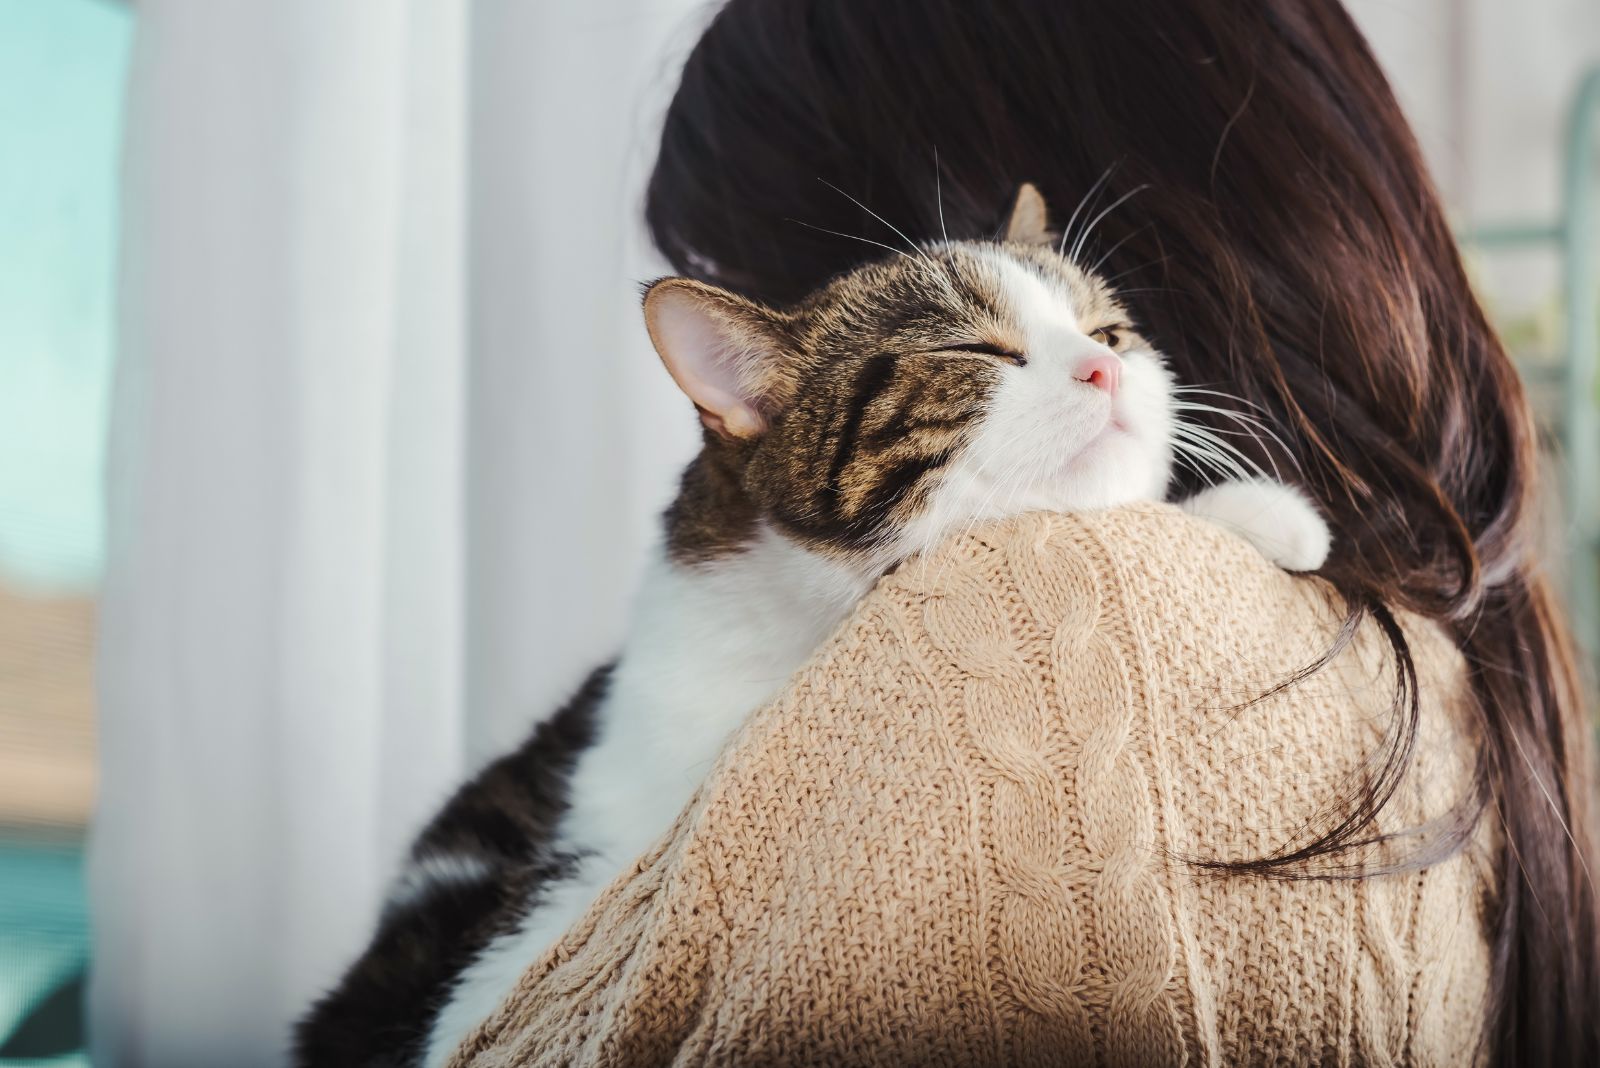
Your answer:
[658,236,1140,564]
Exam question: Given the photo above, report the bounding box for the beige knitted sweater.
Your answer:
[453,505,1494,1067]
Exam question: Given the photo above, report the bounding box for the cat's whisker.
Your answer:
[1059,161,1119,257]
[1171,389,1288,439]
[999,437,1055,516]
[1100,255,1173,288]
[1171,385,1273,413]
[1171,449,1227,489]
[981,418,1067,520]
[1172,424,1267,483]
[934,146,949,245]
[1174,414,1284,460]
[923,427,1038,580]
[1171,428,1237,471]
[1170,450,1213,483]
[1171,437,1244,485]
[1088,222,1152,277]
[1070,183,1151,263]
[921,416,1048,589]
[786,218,916,262]
[1178,423,1263,439]
[1169,423,1257,486]
[1171,402,1276,434]
[1171,400,1297,475]
[817,178,930,262]
[1172,419,1259,470]
[1170,393,1289,445]
[1177,412,1260,441]
[972,428,1045,522]
[1172,417,1263,465]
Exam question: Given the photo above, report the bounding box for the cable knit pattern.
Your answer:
[451,505,1494,1068]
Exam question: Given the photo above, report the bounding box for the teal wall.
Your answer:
[0,0,131,592]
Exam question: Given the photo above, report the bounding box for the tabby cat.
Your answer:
[295,184,1330,1067]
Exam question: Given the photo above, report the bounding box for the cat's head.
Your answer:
[644,184,1175,567]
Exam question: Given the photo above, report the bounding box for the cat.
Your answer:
[294,183,1331,1068]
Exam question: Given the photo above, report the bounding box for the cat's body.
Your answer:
[296,186,1330,1068]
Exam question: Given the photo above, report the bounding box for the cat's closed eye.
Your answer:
[931,341,1028,367]
[1090,326,1127,349]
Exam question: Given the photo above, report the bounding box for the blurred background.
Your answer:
[0,1,1595,1065]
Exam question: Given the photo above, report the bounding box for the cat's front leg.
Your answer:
[1179,477,1331,572]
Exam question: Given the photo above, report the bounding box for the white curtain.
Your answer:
[92,2,702,1064]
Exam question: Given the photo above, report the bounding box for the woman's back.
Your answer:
[451,506,1494,1066]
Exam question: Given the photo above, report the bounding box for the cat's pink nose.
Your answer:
[1074,353,1121,395]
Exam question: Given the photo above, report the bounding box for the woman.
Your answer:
[639,0,1599,1061]
[457,1,1599,1063]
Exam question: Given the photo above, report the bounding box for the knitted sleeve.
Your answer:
[450,505,1493,1068]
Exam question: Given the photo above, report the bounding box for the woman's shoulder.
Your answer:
[848,502,1493,1059]
[863,500,1482,850]
[872,498,1332,644]
[870,501,1472,758]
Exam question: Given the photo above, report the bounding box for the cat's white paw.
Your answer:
[1179,477,1331,572]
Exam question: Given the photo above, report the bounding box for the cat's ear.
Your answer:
[643,278,795,439]
[1004,182,1053,245]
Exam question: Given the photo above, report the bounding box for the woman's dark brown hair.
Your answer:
[645,0,1599,1062]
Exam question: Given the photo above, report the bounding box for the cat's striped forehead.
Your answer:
[789,242,1126,357]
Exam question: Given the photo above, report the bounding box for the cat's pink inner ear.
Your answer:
[645,284,769,438]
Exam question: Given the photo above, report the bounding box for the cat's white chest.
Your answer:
[575,529,872,846]
[422,529,870,1067]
